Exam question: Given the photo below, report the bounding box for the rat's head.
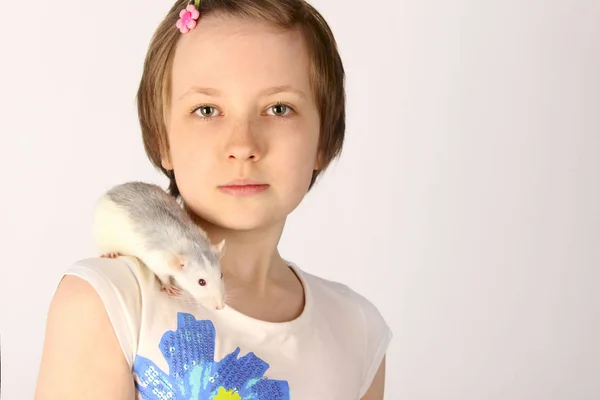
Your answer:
[137,0,346,232]
[171,239,226,310]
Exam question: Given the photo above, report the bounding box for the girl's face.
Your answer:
[163,15,320,232]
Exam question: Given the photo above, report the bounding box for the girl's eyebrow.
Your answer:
[179,86,221,99]
[179,85,307,100]
[263,85,307,99]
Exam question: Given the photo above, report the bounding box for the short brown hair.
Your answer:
[137,0,345,198]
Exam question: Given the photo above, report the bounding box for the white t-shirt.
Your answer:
[60,255,392,399]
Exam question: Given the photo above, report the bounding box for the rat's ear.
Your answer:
[168,254,186,270]
[212,239,225,258]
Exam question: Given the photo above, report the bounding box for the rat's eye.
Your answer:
[198,279,206,286]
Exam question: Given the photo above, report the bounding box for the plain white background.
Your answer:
[1,0,599,398]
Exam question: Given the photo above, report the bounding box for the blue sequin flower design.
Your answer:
[133,312,290,400]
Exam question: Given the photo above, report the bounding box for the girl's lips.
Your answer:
[218,183,270,197]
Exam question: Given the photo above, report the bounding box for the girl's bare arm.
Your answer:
[35,275,135,400]
[361,357,387,400]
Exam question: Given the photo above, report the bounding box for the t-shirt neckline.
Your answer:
[217,260,312,333]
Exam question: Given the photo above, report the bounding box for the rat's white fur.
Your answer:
[91,184,225,310]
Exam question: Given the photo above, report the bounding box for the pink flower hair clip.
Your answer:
[176,0,201,34]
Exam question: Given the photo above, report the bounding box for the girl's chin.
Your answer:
[187,205,288,233]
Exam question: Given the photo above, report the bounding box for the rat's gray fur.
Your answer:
[105,181,219,268]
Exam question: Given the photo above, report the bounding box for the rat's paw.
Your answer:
[100,252,120,259]
[161,284,180,297]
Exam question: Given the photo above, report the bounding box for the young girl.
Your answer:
[35,0,392,398]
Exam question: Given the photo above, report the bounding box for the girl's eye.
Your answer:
[266,103,292,117]
[192,103,293,118]
[193,105,221,118]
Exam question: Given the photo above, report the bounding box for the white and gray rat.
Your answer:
[91,181,226,310]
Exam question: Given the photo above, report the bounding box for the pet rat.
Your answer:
[91,181,226,310]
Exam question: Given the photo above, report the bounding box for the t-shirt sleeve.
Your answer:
[54,256,143,368]
[358,296,393,398]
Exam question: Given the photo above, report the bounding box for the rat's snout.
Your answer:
[214,301,225,310]
[214,294,226,310]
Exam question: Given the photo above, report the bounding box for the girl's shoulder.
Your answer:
[292,264,393,396]
[294,264,391,329]
[53,255,152,366]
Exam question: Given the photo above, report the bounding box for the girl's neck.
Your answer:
[188,209,290,287]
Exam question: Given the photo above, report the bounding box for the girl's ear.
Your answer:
[161,155,173,170]
[314,149,324,171]
[160,143,174,170]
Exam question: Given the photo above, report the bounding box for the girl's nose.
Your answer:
[225,121,263,161]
